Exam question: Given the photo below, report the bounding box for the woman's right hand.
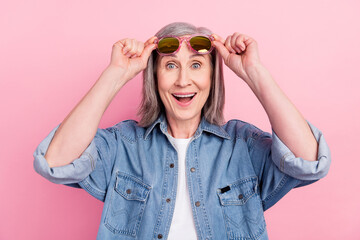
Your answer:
[108,36,157,82]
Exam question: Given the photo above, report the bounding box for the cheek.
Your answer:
[157,69,178,93]
[156,71,167,91]
[198,71,212,91]
[157,74,171,102]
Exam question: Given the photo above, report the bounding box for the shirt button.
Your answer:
[195,201,201,207]
[190,167,196,172]
[166,198,171,203]
[169,163,174,168]
[126,189,131,194]
[158,234,163,239]
[238,194,244,199]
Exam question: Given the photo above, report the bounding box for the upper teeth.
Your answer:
[173,93,196,98]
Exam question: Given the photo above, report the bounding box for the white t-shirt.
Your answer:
[167,135,198,240]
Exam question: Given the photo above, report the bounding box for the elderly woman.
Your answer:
[34,22,331,240]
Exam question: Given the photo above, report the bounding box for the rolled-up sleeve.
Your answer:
[33,124,98,185]
[271,120,331,181]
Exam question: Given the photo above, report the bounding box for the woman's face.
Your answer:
[156,36,212,126]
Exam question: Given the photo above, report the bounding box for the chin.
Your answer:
[171,110,202,123]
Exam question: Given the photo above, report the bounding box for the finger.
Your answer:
[140,43,157,62]
[233,35,244,53]
[225,35,236,54]
[113,41,125,49]
[127,39,137,55]
[212,40,230,61]
[135,42,145,58]
[230,32,242,53]
[122,39,133,55]
[211,33,225,44]
[237,34,248,51]
[144,36,158,47]
[127,39,143,58]
[242,34,253,46]
[127,40,143,58]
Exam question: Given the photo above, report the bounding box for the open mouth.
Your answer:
[172,93,197,103]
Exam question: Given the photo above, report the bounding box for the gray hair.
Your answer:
[137,22,225,127]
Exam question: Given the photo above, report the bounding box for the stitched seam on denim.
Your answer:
[87,177,106,195]
[235,131,262,153]
[263,174,288,202]
[104,186,144,236]
[152,141,172,238]
[115,172,151,201]
[282,152,294,174]
[220,204,231,240]
[280,152,291,172]
[103,184,114,232]
[219,177,258,206]
[105,193,148,236]
[116,171,152,189]
[118,128,137,143]
[193,139,213,239]
[164,151,178,239]
[113,120,145,143]
[79,174,106,198]
[104,225,136,236]
[248,131,265,152]
[202,126,231,140]
[82,152,95,171]
[104,170,150,236]
[218,176,265,239]
[187,140,201,239]
[163,136,178,239]
[79,179,105,201]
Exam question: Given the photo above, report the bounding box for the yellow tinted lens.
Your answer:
[158,37,179,54]
[189,36,211,53]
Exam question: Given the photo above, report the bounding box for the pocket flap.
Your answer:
[217,176,258,206]
[114,172,151,202]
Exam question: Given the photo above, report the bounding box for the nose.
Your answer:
[174,41,193,87]
[175,68,192,87]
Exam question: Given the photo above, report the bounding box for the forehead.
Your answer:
[157,44,211,61]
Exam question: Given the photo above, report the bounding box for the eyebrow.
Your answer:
[190,54,206,59]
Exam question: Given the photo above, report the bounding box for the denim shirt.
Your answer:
[33,115,331,240]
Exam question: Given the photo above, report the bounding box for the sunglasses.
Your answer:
[154,35,214,56]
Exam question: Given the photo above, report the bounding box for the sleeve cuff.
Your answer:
[33,124,98,184]
[271,120,331,181]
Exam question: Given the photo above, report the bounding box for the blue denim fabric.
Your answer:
[33,115,331,240]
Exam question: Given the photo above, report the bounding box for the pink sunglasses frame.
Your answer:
[154,35,215,56]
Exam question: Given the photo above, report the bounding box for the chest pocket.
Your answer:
[217,176,266,240]
[105,171,151,237]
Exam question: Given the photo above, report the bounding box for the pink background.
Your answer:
[1,0,359,239]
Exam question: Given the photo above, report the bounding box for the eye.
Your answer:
[192,62,201,69]
[166,63,176,69]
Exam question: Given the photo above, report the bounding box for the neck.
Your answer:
[166,113,201,139]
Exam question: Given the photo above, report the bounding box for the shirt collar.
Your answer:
[144,113,231,140]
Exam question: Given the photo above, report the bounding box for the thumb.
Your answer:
[140,43,156,62]
[213,41,230,61]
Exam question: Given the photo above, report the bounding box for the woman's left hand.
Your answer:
[212,33,262,84]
